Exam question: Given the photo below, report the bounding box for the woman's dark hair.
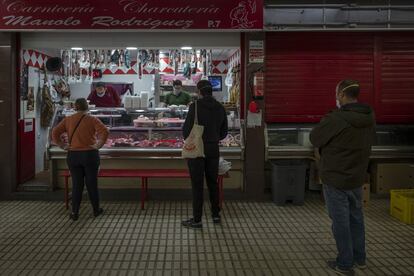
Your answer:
[337,79,360,99]
[197,80,213,96]
[75,98,89,111]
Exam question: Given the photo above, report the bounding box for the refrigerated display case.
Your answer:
[47,105,244,190]
[265,124,314,160]
[370,125,414,159]
[265,124,414,160]
[265,124,414,193]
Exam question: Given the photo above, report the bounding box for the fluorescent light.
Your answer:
[71,47,83,50]
[181,46,192,50]
[126,47,137,50]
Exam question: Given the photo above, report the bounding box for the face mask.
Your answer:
[336,99,341,109]
[97,92,105,98]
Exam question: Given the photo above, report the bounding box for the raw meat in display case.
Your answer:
[48,106,243,154]
[220,133,242,147]
[155,118,185,128]
[133,116,154,127]
[103,131,184,148]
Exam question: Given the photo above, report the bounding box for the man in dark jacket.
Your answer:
[182,80,228,229]
[310,80,376,276]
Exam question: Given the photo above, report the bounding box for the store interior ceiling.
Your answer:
[33,48,238,61]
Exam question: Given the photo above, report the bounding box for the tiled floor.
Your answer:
[0,196,413,276]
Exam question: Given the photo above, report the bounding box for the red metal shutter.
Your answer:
[265,32,375,123]
[375,33,414,123]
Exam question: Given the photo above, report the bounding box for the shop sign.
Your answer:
[249,40,264,63]
[0,0,263,30]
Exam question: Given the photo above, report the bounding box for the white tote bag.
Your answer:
[182,100,205,158]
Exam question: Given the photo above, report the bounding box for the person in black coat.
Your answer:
[181,80,228,229]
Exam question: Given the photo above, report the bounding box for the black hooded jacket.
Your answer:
[310,103,376,190]
[183,96,228,157]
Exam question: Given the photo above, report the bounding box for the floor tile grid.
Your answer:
[0,198,414,275]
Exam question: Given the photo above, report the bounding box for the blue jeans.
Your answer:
[323,184,366,270]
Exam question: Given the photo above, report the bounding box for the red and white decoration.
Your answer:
[227,49,241,69]
[22,50,51,69]
[159,58,175,74]
[101,61,156,75]
[212,60,228,74]
[23,49,230,75]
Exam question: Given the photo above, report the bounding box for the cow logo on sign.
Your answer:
[230,0,257,29]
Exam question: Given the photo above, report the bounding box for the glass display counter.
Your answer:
[47,105,244,190]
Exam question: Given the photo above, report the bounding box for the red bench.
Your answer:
[61,169,228,210]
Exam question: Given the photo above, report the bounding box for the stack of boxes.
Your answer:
[371,163,414,194]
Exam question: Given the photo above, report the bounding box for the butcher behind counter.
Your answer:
[164,80,191,106]
[87,82,121,107]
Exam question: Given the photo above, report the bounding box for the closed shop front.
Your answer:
[265,32,414,124]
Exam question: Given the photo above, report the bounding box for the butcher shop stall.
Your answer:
[19,32,244,191]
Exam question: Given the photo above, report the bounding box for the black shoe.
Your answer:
[354,261,367,270]
[327,260,355,276]
[70,213,79,221]
[94,208,104,218]
[212,216,221,224]
[181,218,202,229]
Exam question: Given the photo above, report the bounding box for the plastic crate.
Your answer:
[390,189,414,224]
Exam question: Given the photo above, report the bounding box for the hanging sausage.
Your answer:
[40,70,55,128]
[155,50,160,71]
[137,50,142,79]
[119,49,125,67]
[105,50,111,68]
[201,49,207,77]
[190,49,196,75]
[174,51,180,75]
[125,49,131,68]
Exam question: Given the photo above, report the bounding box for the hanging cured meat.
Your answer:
[125,49,131,68]
[40,71,55,128]
[137,50,142,79]
[111,49,120,67]
[76,50,82,82]
[96,50,101,68]
[169,49,175,66]
[174,51,180,75]
[105,50,111,68]
[87,50,93,83]
[119,49,125,67]
[208,50,213,76]
[155,50,160,71]
[183,62,191,79]
[190,49,197,74]
[201,49,207,76]
[62,50,70,80]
